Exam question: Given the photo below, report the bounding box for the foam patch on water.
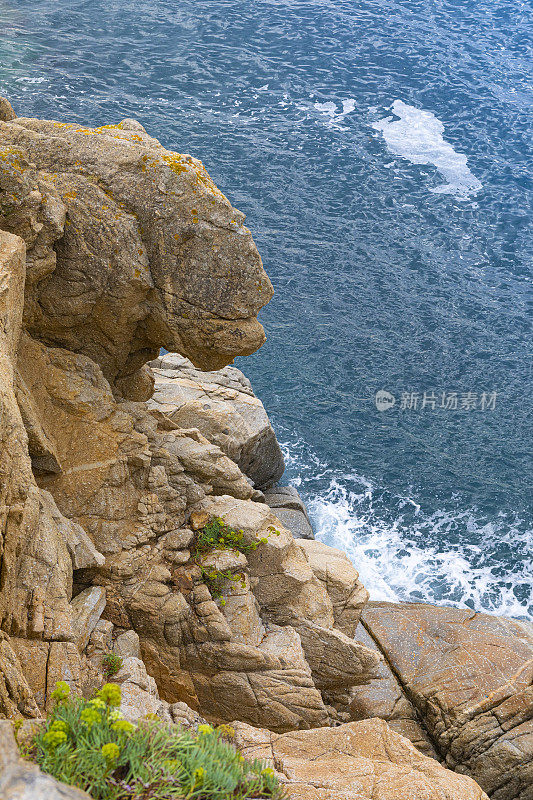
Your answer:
[373,100,482,198]
[278,432,532,620]
[314,98,356,128]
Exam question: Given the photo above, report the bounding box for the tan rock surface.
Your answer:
[114,656,172,723]
[297,539,368,636]
[349,623,438,759]
[0,720,91,799]
[0,634,41,719]
[234,717,489,800]
[149,352,284,488]
[70,586,106,651]
[263,486,315,540]
[362,602,533,800]
[0,232,98,646]
[0,112,273,389]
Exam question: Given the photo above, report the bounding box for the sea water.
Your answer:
[1,0,531,617]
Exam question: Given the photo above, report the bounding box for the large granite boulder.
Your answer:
[362,602,533,800]
[349,623,438,759]
[234,717,489,799]
[296,539,368,636]
[0,104,273,398]
[149,352,285,488]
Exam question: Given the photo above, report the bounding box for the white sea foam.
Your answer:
[278,434,532,620]
[314,98,356,128]
[373,100,482,198]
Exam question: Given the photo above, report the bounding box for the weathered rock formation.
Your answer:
[0,107,273,396]
[362,603,533,800]
[233,717,490,799]
[0,98,529,800]
[149,352,285,489]
[263,485,315,539]
[0,102,380,732]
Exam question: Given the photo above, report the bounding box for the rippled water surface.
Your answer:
[1,0,532,616]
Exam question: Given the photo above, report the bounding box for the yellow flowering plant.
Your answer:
[26,681,286,799]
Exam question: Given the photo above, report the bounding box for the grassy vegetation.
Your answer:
[23,682,285,800]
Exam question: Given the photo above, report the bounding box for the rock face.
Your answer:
[0,108,273,397]
[0,720,91,799]
[362,603,533,800]
[233,717,490,800]
[0,99,526,800]
[263,486,315,539]
[0,103,380,736]
[349,623,439,759]
[149,352,285,488]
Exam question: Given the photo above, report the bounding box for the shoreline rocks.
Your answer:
[263,485,315,539]
[362,602,533,800]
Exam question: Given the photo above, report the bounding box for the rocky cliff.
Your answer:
[0,98,531,800]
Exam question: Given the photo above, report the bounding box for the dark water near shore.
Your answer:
[1,0,531,616]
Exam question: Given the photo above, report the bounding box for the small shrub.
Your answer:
[25,681,286,799]
[102,653,123,679]
[194,517,266,556]
[195,517,278,606]
[200,567,246,601]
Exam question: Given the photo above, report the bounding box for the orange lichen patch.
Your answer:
[61,190,77,201]
[161,151,228,203]
[161,153,189,175]
[0,145,25,171]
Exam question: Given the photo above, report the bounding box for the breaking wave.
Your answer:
[279,432,532,620]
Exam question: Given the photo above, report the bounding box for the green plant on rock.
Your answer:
[200,567,246,603]
[25,681,286,799]
[102,653,123,679]
[194,517,281,607]
[194,517,269,556]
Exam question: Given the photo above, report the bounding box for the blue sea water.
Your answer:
[1,0,531,617]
